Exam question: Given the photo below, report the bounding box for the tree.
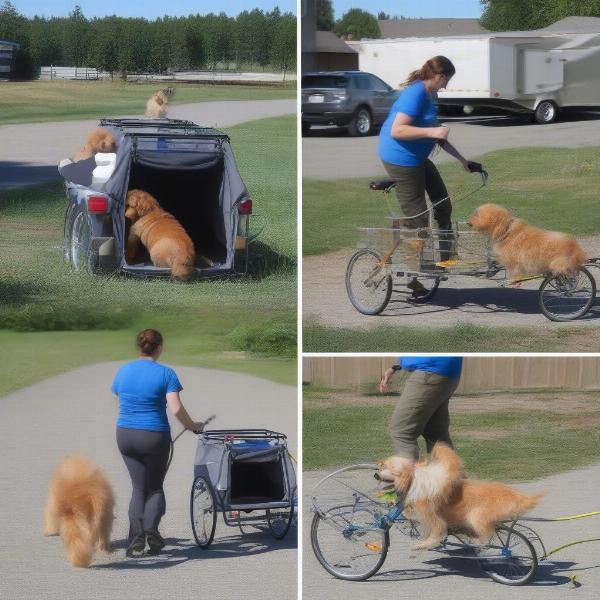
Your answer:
[270,12,296,80]
[335,8,381,40]
[317,0,334,30]
[0,0,34,77]
[377,12,391,20]
[480,0,600,31]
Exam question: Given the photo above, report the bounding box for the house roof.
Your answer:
[542,16,600,33]
[378,18,487,39]
[315,30,357,54]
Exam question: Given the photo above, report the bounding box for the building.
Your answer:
[378,18,486,39]
[0,40,20,78]
[301,1,358,72]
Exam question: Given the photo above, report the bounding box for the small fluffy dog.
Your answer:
[74,128,117,161]
[145,87,175,118]
[125,189,196,280]
[377,443,544,549]
[44,456,115,567]
[468,203,586,284]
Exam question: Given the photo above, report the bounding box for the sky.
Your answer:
[333,0,483,19]
[12,0,296,19]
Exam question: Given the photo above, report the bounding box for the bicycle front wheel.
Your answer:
[311,511,389,581]
[345,249,392,315]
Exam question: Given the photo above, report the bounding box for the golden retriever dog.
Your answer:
[125,189,195,280]
[145,88,175,118]
[74,128,117,161]
[44,456,115,568]
[376,443,544,550]
[468,203,586,284]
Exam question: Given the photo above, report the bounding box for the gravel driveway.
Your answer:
[0,98,295,190]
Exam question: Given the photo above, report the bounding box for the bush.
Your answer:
[229,319,296,357]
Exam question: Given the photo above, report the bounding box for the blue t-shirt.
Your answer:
[111,359,183,432]
[378,80,438,167]
[399,357,463,379]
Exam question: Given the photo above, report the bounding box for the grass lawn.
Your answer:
[0,329,295,396]
[303,146,600,256]
[303,387,600,481]
[0,114,296,390]
[303,322,600,353]
[0,80,296,125]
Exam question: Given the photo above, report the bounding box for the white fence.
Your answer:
[40,66,99,80]
[39,67,295,83]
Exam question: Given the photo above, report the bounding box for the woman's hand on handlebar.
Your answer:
[191,421,205,434]
[465,160,483,173]
[430,125,449,141]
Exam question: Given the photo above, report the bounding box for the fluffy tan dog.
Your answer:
[145,88,175,118]
[74,128,117,161]
[44,456,114,567]
[377,443,544,550]
[468,203,586,284]
[125,189,195,280]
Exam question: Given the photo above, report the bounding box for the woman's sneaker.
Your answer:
[145,531,165,556]
[125,533,146,557]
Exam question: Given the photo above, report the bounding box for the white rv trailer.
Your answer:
[349,17,600,123]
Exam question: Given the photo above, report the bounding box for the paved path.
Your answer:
[304,463,600,600]
[0,98,295,190]
[0,363,297,600]
[302,111,600,180]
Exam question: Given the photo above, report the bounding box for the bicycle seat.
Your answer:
[370,180,397,191]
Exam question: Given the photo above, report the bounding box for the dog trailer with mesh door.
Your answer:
[59,118,258,277]
[191,429,296,547]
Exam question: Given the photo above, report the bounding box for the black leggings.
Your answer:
[116,427,171,537]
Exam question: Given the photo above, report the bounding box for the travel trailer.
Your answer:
[350,17,600,123]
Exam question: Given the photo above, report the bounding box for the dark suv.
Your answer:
[302,71,399,136]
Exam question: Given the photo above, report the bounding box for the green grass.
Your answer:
[304,401,600,481]
[0,329,295,397]
[303,322,599,353]
[0,80,295,125]
[303,146,600,255]
[0,115,296,382]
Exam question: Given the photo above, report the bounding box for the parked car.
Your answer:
[60,119,257,277]
[301,71,400,136]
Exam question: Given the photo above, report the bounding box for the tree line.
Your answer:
[316,1,380,39]
[0,1,296,79]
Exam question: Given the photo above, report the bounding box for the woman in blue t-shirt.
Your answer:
[111,329,204,558]
[378,56,481,293]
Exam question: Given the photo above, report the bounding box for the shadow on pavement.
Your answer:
[95,528,298,570]
[382,285,600,321]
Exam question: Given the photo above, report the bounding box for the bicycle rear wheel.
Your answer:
[476,525,537,585]
[346,249,392,315]
[538,267,596,321]
[311,511,389,581]
[190,475,217,549]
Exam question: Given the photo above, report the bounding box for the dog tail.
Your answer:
[515,491,545,515]
[61,511,94,568]
[549,239,587,273]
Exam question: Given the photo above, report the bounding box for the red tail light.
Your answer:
[87,195,109,214]
[239,198,253,215]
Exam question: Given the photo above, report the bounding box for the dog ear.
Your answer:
[394,469,414,495]
[135,192,158,217]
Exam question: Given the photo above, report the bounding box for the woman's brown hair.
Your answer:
[136,329,163,356]
[405,55,456,85]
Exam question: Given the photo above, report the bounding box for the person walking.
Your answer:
[111,328,205,557]
[379,356,463,460]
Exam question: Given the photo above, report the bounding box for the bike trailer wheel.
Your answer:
[311,511,389,581]
[538,266,596,321]
[345,249,392,315]
[190,475,217,549]
[267,505,294,539]
[476,525,538,585]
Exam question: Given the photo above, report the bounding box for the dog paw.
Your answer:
[43,529,59,536]
[412,540,441,550]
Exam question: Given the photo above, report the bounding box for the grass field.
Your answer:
[0,114,296,390]
[0,80,296,125]
[304,387,600,481]
[303,322,600,353]
[303,146,600,256]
